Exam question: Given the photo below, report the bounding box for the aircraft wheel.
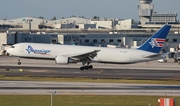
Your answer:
[80,67,85,71]
[84,66,89,70]
[89,65,93,69]
[18,62,21,65]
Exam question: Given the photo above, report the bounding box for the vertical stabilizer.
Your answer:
[138,25,171,53]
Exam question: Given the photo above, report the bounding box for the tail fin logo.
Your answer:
[149,38,165,48]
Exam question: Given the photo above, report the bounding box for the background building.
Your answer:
[0,0,179,55]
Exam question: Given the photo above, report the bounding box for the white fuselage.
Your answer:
[7,43,161,64]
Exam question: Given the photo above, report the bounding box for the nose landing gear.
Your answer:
[17,58,21,65]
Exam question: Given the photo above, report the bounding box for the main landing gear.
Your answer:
[80,59,93,71]
[80,65,93,70]
[17,58,21,65]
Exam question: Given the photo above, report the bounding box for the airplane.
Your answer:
[7,25,171,70]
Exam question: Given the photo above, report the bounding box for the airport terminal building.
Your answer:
[0,0,180,55]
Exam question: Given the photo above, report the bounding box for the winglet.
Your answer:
[138,25,171,53]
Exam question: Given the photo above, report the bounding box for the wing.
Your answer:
[66,50,101,60]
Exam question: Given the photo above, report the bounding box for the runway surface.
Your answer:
[0,57,180,96]
[0,56,180,79]
[0,81,180,96]
[1,68,180,80]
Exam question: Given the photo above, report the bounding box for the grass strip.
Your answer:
[0,95,179,106]
[0,75,180,85]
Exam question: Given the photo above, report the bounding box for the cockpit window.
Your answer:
[11,46,15,48]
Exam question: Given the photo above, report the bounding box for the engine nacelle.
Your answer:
[55,55,77,64]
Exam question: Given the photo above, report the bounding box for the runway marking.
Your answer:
[98,70,104,74]
[53,91,87,95]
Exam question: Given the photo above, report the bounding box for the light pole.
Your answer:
[51,91,56,106]
[27,19,33,32]
[66,20,69,34]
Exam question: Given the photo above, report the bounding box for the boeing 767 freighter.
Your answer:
[7,25,171,70]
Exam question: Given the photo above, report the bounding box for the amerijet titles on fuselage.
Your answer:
[26,45,51,55]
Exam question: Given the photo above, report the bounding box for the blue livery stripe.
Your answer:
[138,25,171,53]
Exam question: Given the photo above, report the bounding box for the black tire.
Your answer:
[89,65,93,69]
[80,67,84,71]
[84,66,89,70]
[18,62,21,65]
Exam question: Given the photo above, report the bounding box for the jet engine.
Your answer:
[55,55,77,64]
